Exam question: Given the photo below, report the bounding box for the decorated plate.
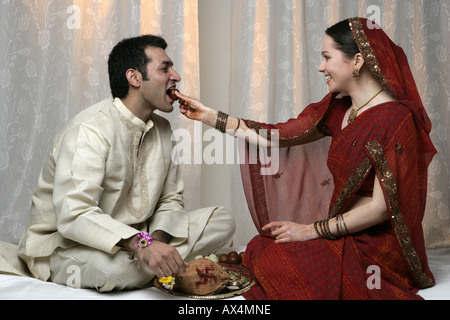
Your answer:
[153,264,255,300]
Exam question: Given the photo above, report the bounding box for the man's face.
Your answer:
[139,46,181,113]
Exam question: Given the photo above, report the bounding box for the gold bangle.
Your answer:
[341,214,350,235]
[233,118,241,136]
[336,214,346,237]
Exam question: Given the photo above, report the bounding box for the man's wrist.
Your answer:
[118,234,139,252]
[151,230,171,244]
[118,230,171,253]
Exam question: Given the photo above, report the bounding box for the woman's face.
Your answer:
[318,35,356,93]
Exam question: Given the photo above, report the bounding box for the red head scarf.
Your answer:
[348,17,436,163]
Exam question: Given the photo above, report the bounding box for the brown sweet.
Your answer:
[218,254,228,263]
[226,255,239,265]
[167,88,180,101]
[228,251,239,257]
[176,258,231,295]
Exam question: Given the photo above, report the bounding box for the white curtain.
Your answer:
[1,0,449,249]
[228,0,450,247]
[0,0,200,244]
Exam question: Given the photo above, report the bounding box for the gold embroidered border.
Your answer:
[126,155,151,219]
[246,116,328,143]
[348,18,393,96]
[115,107,151,219]
[366,140,434,288]
[246,120,263,134]
[248,150,271,231]
[328,158,373,218]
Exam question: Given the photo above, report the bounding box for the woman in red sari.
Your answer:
[176,17,436,299]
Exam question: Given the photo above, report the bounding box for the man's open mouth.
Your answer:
[166,88,179,101]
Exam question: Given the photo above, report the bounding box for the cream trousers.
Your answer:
[49,207,235,292]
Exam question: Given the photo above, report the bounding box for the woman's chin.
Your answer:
[327,83,343,94]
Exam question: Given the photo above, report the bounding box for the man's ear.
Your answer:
[126,69,141,88]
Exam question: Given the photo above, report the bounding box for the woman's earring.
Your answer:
[353,68,360,81]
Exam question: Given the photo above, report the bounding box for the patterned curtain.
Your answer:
[0,0,200,244]
[1,0,448,249]
[228,0,450,247]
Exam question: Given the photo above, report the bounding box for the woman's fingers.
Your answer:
[262,221,284,231]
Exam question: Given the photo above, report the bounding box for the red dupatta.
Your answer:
[240,17,436,293]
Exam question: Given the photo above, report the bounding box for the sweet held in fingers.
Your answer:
[167,88,180,101]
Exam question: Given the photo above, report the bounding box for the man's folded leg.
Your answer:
[49,207,235,292]
[49,246,154,293]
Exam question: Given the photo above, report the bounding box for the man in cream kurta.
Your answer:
[3,35,235,292]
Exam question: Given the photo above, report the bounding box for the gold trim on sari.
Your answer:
[348,18,393,96]
[366,140,435,288]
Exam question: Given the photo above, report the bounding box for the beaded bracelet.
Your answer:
[215,111,229,133]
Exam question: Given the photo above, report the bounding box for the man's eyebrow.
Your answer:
[160,60,174,67]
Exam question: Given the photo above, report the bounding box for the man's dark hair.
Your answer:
[325,19,360,59]
[108,35,168,99]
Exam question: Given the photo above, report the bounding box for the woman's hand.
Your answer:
[176,91,216,125]
[262,221,318,244]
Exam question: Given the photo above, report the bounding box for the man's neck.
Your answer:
[120,95,154,123]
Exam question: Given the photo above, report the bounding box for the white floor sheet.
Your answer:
[1,247,449,300]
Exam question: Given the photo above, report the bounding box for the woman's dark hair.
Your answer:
[108,35,168,99]
[325,19,360,59]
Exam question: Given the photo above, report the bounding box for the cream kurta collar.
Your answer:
[113,98,154,131]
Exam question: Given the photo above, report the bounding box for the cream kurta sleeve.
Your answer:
[53,123,138,254]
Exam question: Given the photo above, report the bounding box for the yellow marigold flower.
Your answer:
[159,276,174,284]
[158,276,175,290]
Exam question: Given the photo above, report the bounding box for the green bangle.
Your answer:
[215,111,229,133]
[314,221,323,239]
[323,218,338,240]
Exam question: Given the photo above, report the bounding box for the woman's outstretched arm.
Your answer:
[176,91,323,148]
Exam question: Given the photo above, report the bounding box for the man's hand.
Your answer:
[119,233,189,278]
[135,240,189,278]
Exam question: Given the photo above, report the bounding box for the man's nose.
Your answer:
[171,69,181,82]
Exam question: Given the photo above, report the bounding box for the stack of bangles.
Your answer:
[215,111,240,135]
[313,214,349,240]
